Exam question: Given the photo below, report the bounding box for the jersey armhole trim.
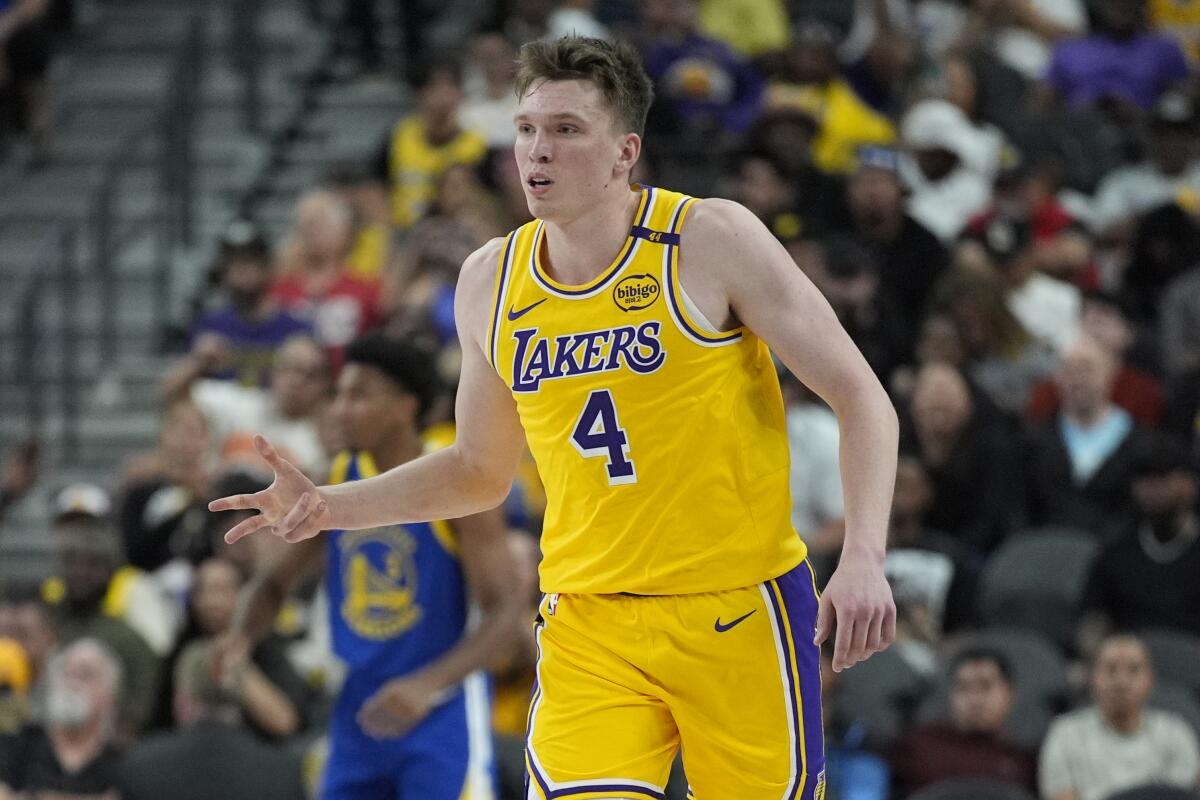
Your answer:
[486,233,518,370]
[663,197,746,347]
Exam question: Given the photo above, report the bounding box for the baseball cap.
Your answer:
[855,145,901,176]
[969,214,1033,265]
[53,483,112,521]
[901,99,977,160]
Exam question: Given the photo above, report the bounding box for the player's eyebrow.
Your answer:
[514,112,589,126]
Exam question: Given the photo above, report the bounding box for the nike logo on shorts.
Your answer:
[714,610,756,632]
[508,298,548,321]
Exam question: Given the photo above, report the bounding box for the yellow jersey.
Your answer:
[487,185,806,595]
[386,116,487,228]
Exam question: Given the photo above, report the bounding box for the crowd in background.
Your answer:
[2,0,1200,798]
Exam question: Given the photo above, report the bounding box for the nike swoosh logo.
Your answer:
[714,610,756,632]
[507,298,547,321]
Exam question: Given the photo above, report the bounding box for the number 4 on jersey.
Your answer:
[570,389,637,485]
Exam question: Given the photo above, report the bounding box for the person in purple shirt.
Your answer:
[640,0,764,140]
[188,222,312,388]
[1045,0,1189,112]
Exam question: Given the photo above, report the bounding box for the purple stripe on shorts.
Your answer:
[774,560,826,800]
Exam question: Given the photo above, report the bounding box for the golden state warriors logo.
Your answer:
[339,526,422,640]
[613,274,660,312]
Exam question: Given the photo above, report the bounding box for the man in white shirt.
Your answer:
[1039,633,1200,800]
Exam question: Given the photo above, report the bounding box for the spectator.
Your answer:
[885,455,978,638]
[1044,0,1189,112]
[460,32,520,148]
[954,0,1088,82]
[163,335,332,480]
[0,638,29,734]
[117,642,305,800]
[892,647,1037,797]
[47,506,163,737]
[153,558,306,740]
[1123,200,1200,322]
[933,269,1058,416]
[900,362,1019,553]
[0,639,123,800]
[0,438,37,523]
[794,234,913,383]
[642,0,764,142]
[325,164,395,283]
[900,99,997,242]
[1150,0,1200,63]
[2,589,55,700]
[186,222,312,389]
[1029,290,1163,426]
[117,399,213,573]
[736,155,831,242]
[0,0,54,161]
[961,212,1082,355]
[820,647,891,800]
[272,190,382,357]
[1023,336,1148,531]
[375,61,487,230]
[1039,633,1200,800]
[848,146,950,335]
[1080,434,1200,638]
[1162,256,1200,380]
[762,21,896,174]
[1089,90,1200,236]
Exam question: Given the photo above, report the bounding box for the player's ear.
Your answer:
[615,132,641,178]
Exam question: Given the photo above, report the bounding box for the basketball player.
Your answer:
[216,333,522,798]
[213,37,898,799]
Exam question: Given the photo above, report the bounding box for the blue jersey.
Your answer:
[325,450,467,680]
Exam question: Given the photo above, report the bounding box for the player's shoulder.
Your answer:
[680,197,769,244]
[457,236,508,298]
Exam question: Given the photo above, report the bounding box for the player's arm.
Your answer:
[680,199,899,673]
[356,506,530,739]
[211,239,528,544]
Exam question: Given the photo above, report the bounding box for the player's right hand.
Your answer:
[208,435,333,544]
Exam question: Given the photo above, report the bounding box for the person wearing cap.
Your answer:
[45,497,166,739]
[848,145,949,336]
[762,20,896,174]
[899,98,999,242]
[1090,89,1200,235]
[187,221,312,390]
[1079,433,1200,639]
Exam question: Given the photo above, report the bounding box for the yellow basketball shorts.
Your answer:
[524,559,826,800]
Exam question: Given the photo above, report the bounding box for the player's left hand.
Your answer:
[357,676,441,739]
[814,549,896,672]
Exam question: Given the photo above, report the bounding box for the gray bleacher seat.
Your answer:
[979,529,1100,647]
[908,778,1038,800]
[1140,628,1200,699]
[1148,684,1200,742]
[837,646,931,750]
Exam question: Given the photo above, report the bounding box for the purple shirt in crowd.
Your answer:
[1046,32,1189,111]
[643,34,764,135]
[188,306,312,387]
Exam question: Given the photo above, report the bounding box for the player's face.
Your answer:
[331,364,416,453]
[1092,638,1153,718]
[513,79,639,223]
[950,660,1013,734]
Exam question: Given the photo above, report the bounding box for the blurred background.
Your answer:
[1,0,1200,798]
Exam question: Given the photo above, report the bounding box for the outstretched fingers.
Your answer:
[223,514,271,545]
[208,493,260,513]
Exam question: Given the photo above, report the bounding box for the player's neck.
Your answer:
[370,435,423,473]
[541,186,641,285]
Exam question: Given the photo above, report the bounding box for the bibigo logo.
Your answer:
[612,274,661,312]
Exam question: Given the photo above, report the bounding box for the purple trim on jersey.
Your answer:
[770,561,826,800]
[490,233,516,369]
[529,187,655,298]
[663,198,742,345]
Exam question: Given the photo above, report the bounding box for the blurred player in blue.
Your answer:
[216,331,524,799]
